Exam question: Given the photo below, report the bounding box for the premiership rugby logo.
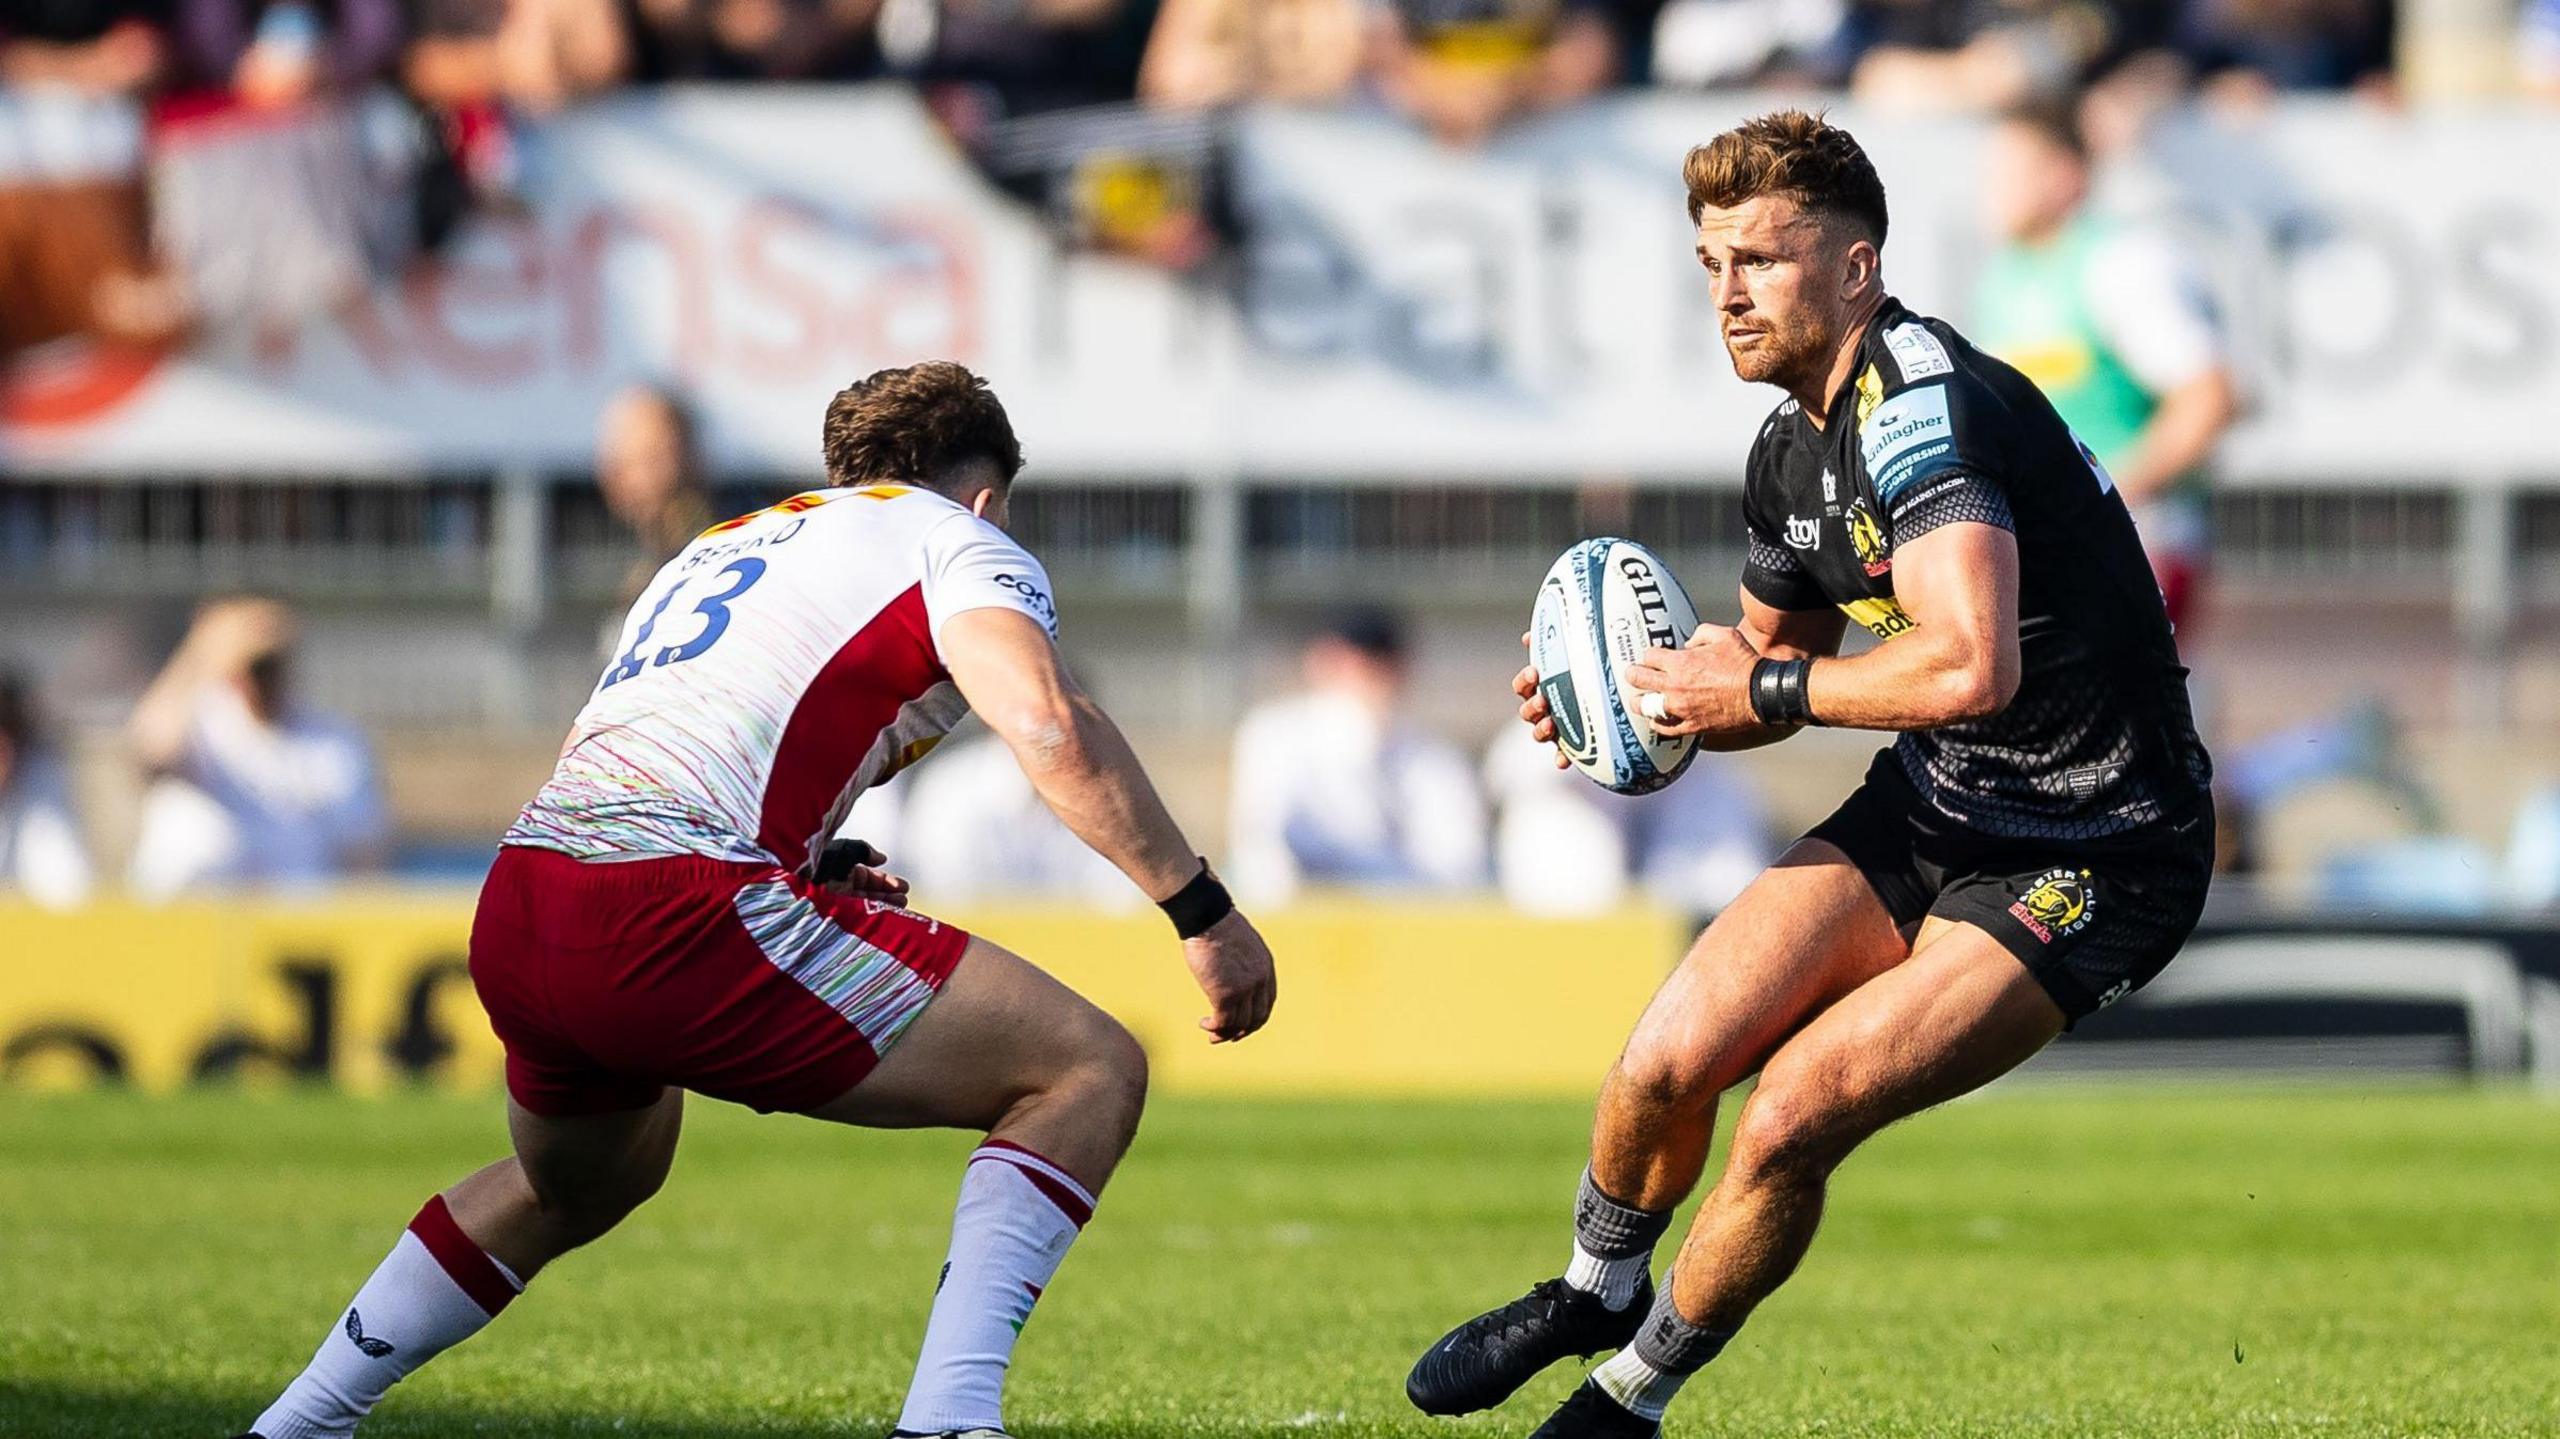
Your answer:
[2009,868,2095,944]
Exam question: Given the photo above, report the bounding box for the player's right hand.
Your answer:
[1515,630,1566,769]
[1185,911,1277,1044]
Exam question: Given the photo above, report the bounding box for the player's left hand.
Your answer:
[828,863,910,906]
[1186,909,1277,1044]
[1624,623,1763,740]
[813,838,911,907]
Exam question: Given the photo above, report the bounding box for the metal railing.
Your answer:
[7,469,2552,727]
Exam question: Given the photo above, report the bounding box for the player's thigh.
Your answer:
[1928,823,2215,1024]
[506,1088,686,1217]
[1733,922,2063,1172]
[803,934,1139,1133]
[1616,837,1911,1100]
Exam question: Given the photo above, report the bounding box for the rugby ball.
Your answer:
[1528,538,1702,796]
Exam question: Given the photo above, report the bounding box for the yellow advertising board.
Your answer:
[0,897,1687,1097]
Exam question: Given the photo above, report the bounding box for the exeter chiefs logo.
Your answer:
[1845,500,1890,578]
[2008,868,2095,944]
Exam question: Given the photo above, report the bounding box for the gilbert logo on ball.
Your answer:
[1528,538,1702,796]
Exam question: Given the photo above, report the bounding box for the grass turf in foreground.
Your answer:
[2,1086,2555,1438]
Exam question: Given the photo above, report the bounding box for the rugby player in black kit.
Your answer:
[1405,111,2215,1437]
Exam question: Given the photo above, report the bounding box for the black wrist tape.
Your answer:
[1160,860,1234,939]
[1748,657,1817,727]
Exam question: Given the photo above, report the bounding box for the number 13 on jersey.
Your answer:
[601,558,768,691]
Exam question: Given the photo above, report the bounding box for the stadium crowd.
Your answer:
[12,581,2560,918]
[0,598,1786,910]
[3,0,2530,368]
[4,0,2555,915]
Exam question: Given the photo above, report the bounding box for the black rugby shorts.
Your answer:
[1804,753,2215,1025]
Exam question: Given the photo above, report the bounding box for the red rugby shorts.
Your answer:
[468,845,969,1117]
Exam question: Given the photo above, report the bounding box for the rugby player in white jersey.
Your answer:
[233,361,1279,1439]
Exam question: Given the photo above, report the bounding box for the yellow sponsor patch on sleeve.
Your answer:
[1838,595,1916,641]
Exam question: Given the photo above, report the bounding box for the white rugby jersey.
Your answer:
[506,484,1059,872]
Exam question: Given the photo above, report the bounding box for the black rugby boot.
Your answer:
[1526,1380,1661,1439]
[1406,1276,1650,1416]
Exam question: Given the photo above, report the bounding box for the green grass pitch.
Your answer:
[4,1085,2555,1437]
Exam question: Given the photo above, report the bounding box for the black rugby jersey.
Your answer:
[1739,298,2213,841]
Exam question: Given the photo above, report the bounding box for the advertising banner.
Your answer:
[0,897,1685,1097]
[6,93,2554,483]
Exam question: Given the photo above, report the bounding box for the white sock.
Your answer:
[250,1196,523,1439]
[1591,1347,1689,1422]
[1563,1169,1666,1312]
[1589,1291,1735,1423]
[1564,1241,1651,1311]
[893,1141,1096,1436]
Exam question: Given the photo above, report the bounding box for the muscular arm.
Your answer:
[940,604,1278,1043]
[1800,521,2019,729]
[1628,523,2017,738]
[1736,589,1846,662]
[937,607,1199,902]
[1693,591,1849,752]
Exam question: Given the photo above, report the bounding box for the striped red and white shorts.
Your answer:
[468,845,970,1117]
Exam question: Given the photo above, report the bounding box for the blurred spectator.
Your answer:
[1138,0,1363,106]
[2523,0,2560,99]
[1227,609,1489,904]
[149,0,418,331]
[1971,98,2236,632]
[622,0,873,81]
[905,0,1213,267]
[596,381,712,616]
[1371,0,1618,148]
[1845,0,2138,111]
[1646,0,1845,89]
[401,0,626,219]
[2213,697,2430,881]
[0,670,97,909]
[891,732,1132,906]
[883,0,1149,115]
[1482,727,1772,917]
[164,0,402,101]
[0,0,190,365]
[125,597,389,899]
[2174,0,2392,95]
[970,95,1226,269]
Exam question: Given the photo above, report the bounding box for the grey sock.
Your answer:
[1630,1289,1736,1375]
[1573,1169,1672,1259]
[1590,1289,1737,1421]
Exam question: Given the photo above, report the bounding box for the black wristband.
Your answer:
[1748,657,1818,727]
[1159,860,1234,940]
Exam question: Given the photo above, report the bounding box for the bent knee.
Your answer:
[1609,1038,1724,1117]
[525,1163,664,1241]
[1071,1012,1150,1114]
[1726,1072,1854,1186]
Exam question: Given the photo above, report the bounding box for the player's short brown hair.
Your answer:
[1683,110,1889,246]
[821,361,1024,491]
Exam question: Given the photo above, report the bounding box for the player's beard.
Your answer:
[1723,308,1830,394]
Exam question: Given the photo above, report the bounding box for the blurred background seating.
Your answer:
[0,0,2555,932]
